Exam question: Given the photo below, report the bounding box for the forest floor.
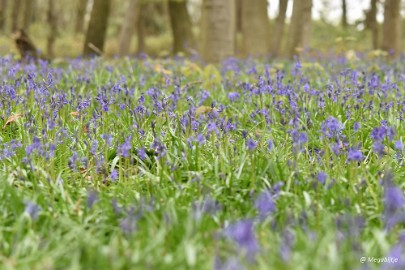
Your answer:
[0,54,404,269]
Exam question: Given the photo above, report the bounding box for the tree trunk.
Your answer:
[83,0,111,56]
[47,0,57,58]
[11,0,21,32]
[201,0,236,63]
[270,0,288,57]
[75,0,88,34]
[241,0,270,57]
[0,0,7,32]
[22,0,33,29]
[168,0,194,55]
[118,0,138,56]
[287,0,312,58]
[369,0,380,50]
[137,2,146,53]
[382,0,401,57]
[341,0,347,28]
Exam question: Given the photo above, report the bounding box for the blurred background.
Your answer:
[0,0,404,61]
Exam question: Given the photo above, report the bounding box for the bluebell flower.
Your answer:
[255,191,276,219]
[87,191,98,209]
[353,122,361,132]
[137,147,147,160]
[110,169,118,181]
[317,171,328,185]
[119,136,132,158]
[373,142,385,157]
[246,139,257,151]
[320,116,343,139]
[25,201,41,220]
[346,149,364,162]
[371,126,387,142]
[228,92,240,102]
[224,219,259,262]
[395,140,403,150]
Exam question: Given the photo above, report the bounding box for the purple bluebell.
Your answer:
[119,136,132,158]
[317,171,328,185]
[395,140,403,150]
[101,134,113,146]
[246,139,257,151]
[137,147,147,160]
[87,191,98,209]
[110,169,118,181]
[224,219,259,262]
[373,142,385,157]
[371,126,387,142]
[228,92,240,102]
[346,149,364,162]
[255,191,276,219]
[25,201,41,220]
[196,134,205,145]
[353,122,361,132]
[320,116,343,139]
[267,140,273,151]
[383,172,405,230]
[193,197,221,220]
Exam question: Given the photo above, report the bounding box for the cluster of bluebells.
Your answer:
[1,56,405,266]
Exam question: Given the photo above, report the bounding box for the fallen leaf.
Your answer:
[3,113,23,129]
[195,106,212,117]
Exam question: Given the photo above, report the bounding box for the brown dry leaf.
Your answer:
[195,106,213,117]
[153,64,172,75]
[70,111,80,117]
[3,113,23,129]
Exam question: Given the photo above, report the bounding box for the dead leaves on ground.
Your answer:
[3,113,23,129]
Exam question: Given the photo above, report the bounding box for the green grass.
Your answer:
[0,55,405,269]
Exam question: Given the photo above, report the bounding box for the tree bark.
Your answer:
[287,0,312,58]
[382,0,401,56]
[241,0,270,57]
[201,0,236,63]
[83,0,111,56]
[11,0,21,32]
[168,0,194,54]
[0,0,7,32]
[75,0,88,34]
[22,0,33,29]
[369,0,380,50]
[47,0,57,58]
[137,2,146,53]
[270,0,288,57]
[118,0,138,56]
[341,0,348,28]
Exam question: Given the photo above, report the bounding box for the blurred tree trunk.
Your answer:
[270,0,288,57]
[137,2,146,53]
[241,0,270,57]
[341,0,347,28]
[0,0,7,32]
[75,0,88,34]
[365,0,379,50]
[118,0,138,56]
[168,0,194,54]
[47,0,57,58]
[22,0,33,29]
[11,0,21,32]
[382,0,401,56]
[287,0,312,58]
[83,0,111,56]
[201,0,236,63]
